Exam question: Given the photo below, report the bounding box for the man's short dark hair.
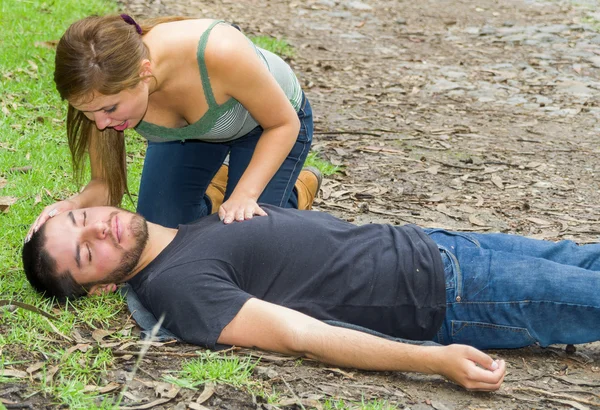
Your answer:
[22,224,87,301]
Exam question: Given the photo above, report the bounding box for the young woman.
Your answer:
[28,14,319,237]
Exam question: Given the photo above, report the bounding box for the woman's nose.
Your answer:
[94,113,112,131]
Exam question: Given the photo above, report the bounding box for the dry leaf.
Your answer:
[0,196,18,212]
[1,369,28,379]
[196,383,215,404]
[84,382,120,393]
[46,365,59,382]
[430,400,453,410]
[27,60,38,72]
[428,190,455,203]
[527,217,552,226]
[119,398,171,409]
[34,40,58,49]
[275,398,322,408]
[426,165,440,175]
[44,317,73,342]
[154,382,180,399]
[323,367,355,378]
[469,214,488,227]
[491,174,504,189]
[92,329,115,343]
[26,362,45,374]
[9,166,32,173]
[63,343,91,361]
[0,177,7,189]
[189,403,211,410]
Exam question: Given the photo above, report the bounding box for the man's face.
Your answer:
[43,207,148,290]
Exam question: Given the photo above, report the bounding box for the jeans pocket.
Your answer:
[450,320,537,349]
[426,229,481,247]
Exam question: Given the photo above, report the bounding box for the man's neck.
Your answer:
[125,222,178,280]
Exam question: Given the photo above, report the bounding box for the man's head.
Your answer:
[22,206,149,301]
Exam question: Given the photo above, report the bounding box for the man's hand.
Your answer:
[218,196,268,224]
[434,344,506,391]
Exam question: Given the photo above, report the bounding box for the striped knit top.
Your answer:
[134,20,303,143]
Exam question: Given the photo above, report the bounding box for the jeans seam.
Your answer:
[451,321,536,334]
[438,246,462,302]
[450,320,537,344]
[279,139,308,206]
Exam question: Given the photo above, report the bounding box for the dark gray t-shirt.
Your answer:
[127,206,445,348]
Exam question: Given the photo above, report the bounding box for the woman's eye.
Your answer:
[87,244,92,263]
[104,106,117,114]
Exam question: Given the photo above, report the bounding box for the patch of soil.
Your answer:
[121,0,600,407]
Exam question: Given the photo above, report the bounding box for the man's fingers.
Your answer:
[464,360,506,391]
[466,346,498,371]
[469,359,505,385]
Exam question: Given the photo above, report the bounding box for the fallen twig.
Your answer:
[0,300,57,320]
[514,386,600,407]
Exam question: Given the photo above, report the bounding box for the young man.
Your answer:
[22,205,600,391]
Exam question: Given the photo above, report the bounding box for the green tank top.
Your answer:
[135,20,303,143]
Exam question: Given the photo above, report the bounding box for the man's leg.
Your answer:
[456,230,600,270]
[428,230,600,349]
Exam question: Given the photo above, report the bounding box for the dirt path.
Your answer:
[115,0,600,408]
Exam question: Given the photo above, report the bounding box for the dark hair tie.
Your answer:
[120,14,142,35]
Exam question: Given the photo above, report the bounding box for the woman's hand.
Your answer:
[434,344,506,391]
[218,196,268,224]
[25,199,79,242]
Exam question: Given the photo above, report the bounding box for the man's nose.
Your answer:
[81,221,109,241]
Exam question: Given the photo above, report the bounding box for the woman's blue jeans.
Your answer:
[137,94,313,227]
[426,229,600,350]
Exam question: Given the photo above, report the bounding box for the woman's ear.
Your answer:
[140,59,152,80]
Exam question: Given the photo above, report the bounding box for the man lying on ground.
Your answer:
[22,205,600,391]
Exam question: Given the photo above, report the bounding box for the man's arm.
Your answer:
[218,298,506,391]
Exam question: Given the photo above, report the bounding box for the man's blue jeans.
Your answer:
[137,94,313,227]
[426,229,600,349]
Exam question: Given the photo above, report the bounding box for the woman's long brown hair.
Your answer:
[54,14,190,205]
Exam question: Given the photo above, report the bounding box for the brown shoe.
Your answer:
[295,166,322,210]
[206,164,228,214]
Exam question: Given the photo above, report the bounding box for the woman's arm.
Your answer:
[206,26,301,223]
[27,133,115,239]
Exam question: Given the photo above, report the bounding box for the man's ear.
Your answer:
[88,283,118,295]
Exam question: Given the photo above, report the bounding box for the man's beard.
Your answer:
[106,213,149,284]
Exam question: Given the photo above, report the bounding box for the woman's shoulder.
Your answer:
[145,20,243,59]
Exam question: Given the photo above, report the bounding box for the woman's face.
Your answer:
[70,80,150,131]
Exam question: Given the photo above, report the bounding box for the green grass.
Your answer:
[165,351,258,389]
[581,15,600,32]
[0,0,337,407]
[323,397,397,410]
[0,0,140,407]
[250,35,295,58]
[305,151,342,176]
